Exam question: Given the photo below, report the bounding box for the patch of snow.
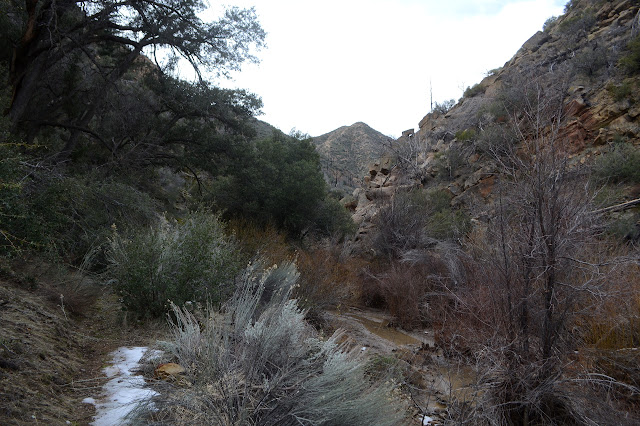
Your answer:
[419,414,434,425]
[90,347,159,426]
[82,397,96,405]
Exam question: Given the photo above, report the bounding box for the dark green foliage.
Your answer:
[2,0,264,170]
[212,132,353,237]
[426,209,471,241]
[476,124,517,158]
[463,83,486,98]
[15,175,160,263]
[419,190,470,241]
[558,9,596,37]
[435,147,466,180]
[312,196,358,237]
[107,212,242,318]
[574,44,609,78]
[374,189,470,257]
[620,35,640,75]
[0,144,30,256]
[592,142,640,184]
[606,214,640,241]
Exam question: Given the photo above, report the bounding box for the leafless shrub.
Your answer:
[295,244,365,326]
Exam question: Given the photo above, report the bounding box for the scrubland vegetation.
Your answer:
[1,0,640,425]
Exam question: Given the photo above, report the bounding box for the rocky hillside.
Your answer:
[313,122,391,193]
[351,0,640,244]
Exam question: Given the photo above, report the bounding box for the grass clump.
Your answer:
[107,211,242,318]
[455,128,477,142]
[142,262,403,425]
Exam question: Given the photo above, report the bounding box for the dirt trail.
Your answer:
[0,267,162,426]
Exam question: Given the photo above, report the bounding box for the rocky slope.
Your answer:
[351,0,640,244]
[313,122,391,193]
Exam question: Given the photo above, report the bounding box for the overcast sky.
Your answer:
[204,0,566,137]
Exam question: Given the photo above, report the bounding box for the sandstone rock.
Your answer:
[155,362,186,380]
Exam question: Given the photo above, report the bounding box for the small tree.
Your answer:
[433,99,456,114]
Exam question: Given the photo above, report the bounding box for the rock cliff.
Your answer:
[352,0,640,247]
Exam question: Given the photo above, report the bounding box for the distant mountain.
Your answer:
[312,122,392,193]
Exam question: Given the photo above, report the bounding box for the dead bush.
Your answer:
[295,244,365,325]
[361,253,452,329]
[227,219,294,265]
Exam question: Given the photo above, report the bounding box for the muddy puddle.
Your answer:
[344,310,435,347]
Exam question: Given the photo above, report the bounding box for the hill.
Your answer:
[312,122,392,193]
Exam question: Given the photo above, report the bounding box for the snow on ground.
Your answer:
[83,347,160,425]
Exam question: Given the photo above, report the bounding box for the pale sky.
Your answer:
[204,0,566,137]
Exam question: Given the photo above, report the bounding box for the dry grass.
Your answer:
[0,277,97,424]
[228,219,294,265]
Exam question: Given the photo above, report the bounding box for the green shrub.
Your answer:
[143,262,403,425]
[463,83,486,98]
[0,144,30,256]
[426,210,471,241]
[606,214,640,241]
[373,188,469,257]
[543,16,558,32]
[433,99,456,114]
[311,195,357,237]
[607,81,634,102]
[476,124,517,158]
[25,175,161,263]
[107,211,242,318]
[558,10,596,36]
[211,132,328,237]
[435,146,466,180]
[592,142,640,184]
[455,128,477,142]
[574,45,609,78]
